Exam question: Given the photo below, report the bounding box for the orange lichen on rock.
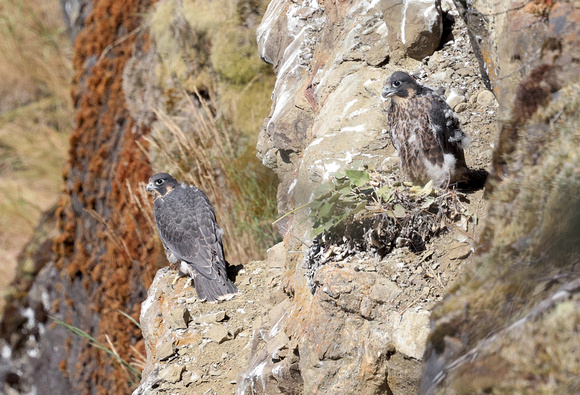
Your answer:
[523,0,553,19]
[51,0,162,393]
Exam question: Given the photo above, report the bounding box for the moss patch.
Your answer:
[428,77,580,393]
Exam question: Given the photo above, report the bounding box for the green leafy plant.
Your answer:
[282,165,474,293]
[305,165,470,251]
[308,167,372,237]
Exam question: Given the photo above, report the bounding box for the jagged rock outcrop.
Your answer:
[255,0,458,237]
[256,0,389,226]
[384,0,443,60]
[133,243,288,394]
[239,0,497,393]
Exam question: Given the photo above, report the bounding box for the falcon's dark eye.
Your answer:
[155,179,164,185]
[393,81,401,88]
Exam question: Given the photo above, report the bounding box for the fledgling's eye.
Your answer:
[155,179,164,185]
[393,80,401,87]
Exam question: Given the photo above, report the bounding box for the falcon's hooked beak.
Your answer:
[382,86,396,100]
[146,182,155,193]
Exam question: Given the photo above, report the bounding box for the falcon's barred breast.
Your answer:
[382,71,478,188]
[146,173,238,302]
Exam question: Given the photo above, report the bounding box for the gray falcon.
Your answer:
[146,172,238,302]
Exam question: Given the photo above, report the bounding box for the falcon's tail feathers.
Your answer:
[193,275,239,302]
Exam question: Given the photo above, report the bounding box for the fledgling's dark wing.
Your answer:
[424,89,470,168]
[153,184,225,281]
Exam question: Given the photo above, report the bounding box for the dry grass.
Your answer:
[145,89,279,265]
[51,315,144,385]
[0,0,73,306]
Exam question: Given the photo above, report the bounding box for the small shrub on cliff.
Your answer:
[303,166,474,292]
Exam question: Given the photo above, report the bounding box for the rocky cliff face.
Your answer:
[244,0,579,392]
[136,0,500,393]
[2,0,578,393]
[237,0,497,392]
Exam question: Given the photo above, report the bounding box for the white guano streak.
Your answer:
[401,0,409,44]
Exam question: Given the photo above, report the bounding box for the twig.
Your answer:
[85,209,133,259]
[98,26,144,63]
[272,200,314,225]
[278,224,311,248]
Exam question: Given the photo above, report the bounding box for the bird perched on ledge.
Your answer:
[382,71,486,189]
[146,172,238,302]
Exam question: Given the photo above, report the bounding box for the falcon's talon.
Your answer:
[171,270,185,286]
[217,292,238,301]
[184,277,193,288]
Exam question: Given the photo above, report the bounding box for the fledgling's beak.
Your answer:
[146,182,155,192]
[382,86,395,100]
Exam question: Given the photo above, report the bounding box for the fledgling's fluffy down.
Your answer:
[146,172,238,302]
[382,71,486,189]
